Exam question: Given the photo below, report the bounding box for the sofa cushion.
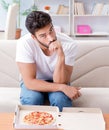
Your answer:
[71,41,109,88]
[0,40,19,88]
[0,87,20,112]
[73,88,109,113]
[0,87,109,113]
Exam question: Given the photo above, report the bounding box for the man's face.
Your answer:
[34,23,57,48]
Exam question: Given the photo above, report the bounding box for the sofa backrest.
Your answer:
[0,40,19,87]
[70,40,109,88]
[0,40,109,88]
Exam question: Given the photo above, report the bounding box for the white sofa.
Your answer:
[0,40,109,113]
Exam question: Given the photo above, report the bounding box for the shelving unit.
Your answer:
[36,0,109,38]
[37,0,71,35]
[73,0,109,37]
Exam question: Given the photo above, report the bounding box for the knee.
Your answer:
[49,92,73,111]
[52,93,72,105]
[20,92,44,105]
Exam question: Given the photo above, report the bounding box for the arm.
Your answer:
[49,40,73,84]
[17,62,81,99]
[17,62,59,92]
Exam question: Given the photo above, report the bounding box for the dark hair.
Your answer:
[25,11,52,35]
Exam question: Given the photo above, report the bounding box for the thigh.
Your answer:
[20,82,44,105]
[48,91,72,103]
[48,91,73,111]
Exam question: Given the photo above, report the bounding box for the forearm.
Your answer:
[24,78,81,100]
[24,78,61,92]
[53,55,70,84]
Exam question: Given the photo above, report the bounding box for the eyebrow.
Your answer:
[39,24,53,37]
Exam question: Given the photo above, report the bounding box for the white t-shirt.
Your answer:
[16,32,77,80]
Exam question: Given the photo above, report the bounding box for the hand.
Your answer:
[61,84,81,100]
[49,40,64,56]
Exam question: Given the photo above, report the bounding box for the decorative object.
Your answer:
[1,0,20,27]
[44,5,51,13]
[15,28,22,39]
[1,0,22,39]
[1,0,38,38]
[77,25,92,34]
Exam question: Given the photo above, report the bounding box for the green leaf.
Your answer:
[1,0,9,11]
[21,4,38,16]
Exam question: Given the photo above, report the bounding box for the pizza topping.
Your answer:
[23,111,54,125]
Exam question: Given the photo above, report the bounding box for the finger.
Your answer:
[49,44,58,51]
[72,92,81,100]
[78,91,82,97]
[54,46,58,50]
[76,91,81,97]
[72,95,78,100]
[76,87,81,90]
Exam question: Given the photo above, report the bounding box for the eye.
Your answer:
[50,26,54,32]
[40,34,46,38]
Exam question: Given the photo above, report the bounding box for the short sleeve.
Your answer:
[65,42,78,66]
[16,39,35,63]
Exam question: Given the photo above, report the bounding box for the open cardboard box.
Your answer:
[13,105,105,130]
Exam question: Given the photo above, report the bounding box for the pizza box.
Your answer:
[13,105,105,130]
[57,107,105,130]
[13,105,60,130]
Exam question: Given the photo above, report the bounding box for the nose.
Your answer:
[47,34,54,42]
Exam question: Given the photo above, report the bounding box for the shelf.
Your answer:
[50,14,69,17]
[72,36,109,40]
[75,32,109,36]
[74,15,109,17]
[38,0,70,35]
[37,0,109,37]
[73,0,109,37]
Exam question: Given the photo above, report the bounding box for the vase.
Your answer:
[15,28,22,39]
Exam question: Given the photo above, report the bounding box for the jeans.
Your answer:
[20,81,73,112]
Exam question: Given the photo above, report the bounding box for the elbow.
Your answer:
[23,79,34,90]
[53,78,70,84]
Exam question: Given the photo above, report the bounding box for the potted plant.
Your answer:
[21,1,38,16]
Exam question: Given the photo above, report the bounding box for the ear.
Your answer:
[31,34,36,40]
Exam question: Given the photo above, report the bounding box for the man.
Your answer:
[16,11,81,112]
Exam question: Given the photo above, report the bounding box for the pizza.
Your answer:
[23,111,54,125]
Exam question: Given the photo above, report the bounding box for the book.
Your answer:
[75,2,85,15]
[56,4,69,14]
[101,4,109,15]
[74,2,78,15]
[92,3,104,15]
